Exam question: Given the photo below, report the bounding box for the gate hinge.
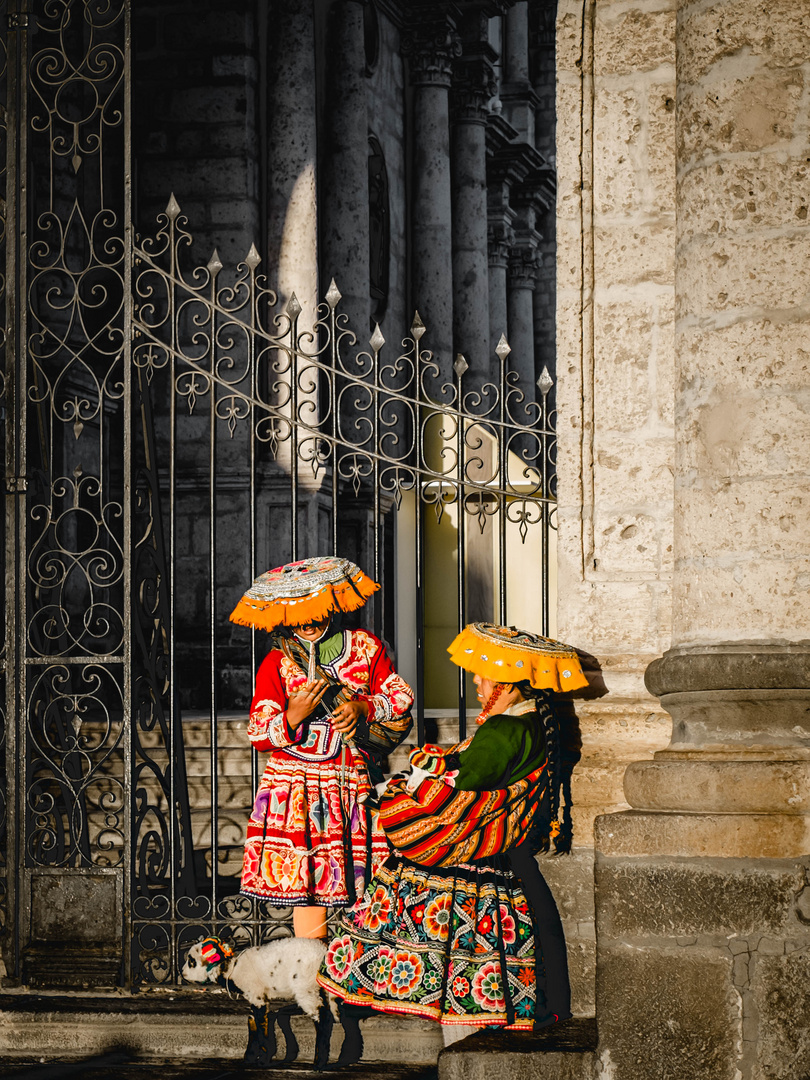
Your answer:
[7,14,30,29]
[6,476,28,493]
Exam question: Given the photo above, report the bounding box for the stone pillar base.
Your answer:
[595,813,810,1080]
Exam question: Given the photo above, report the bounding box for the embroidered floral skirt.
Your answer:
[240,750,389,907]
[317,855,539,1028]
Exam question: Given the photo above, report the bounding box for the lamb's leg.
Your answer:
[276,1005,301,1063]
[313,995,335,1071]
[334,1000,370,1067]
[244,1004,274,1065]
[256,1005,278,1066]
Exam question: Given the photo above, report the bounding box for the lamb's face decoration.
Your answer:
[182,937,234,984]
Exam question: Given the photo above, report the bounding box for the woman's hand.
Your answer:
[330,699,369,741]
[285,679,329,730]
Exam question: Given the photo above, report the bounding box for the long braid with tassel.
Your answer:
[519,685,568,855]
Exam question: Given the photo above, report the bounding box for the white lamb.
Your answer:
[182,934,334,1018]
[182,935,339,1068]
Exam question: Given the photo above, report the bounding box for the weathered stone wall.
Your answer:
[589,0,810,1073]
[552,0,677,1015]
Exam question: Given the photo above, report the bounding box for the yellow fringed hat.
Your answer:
[229,556,379,632]
[448,622,588,693]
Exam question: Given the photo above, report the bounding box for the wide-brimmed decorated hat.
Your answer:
[448,622,588,693]
[229,556,379,632]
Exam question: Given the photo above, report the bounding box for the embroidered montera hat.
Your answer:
[229,556,379,632]
[447,622,588,693]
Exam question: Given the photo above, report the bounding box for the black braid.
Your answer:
[515,682,570,855]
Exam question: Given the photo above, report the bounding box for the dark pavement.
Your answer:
[0,1057,438,1080]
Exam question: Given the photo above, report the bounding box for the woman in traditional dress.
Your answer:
[229,556,414,940]
[317,622,587,1043]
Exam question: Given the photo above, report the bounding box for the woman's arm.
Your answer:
[344,631,414,753]
[408,715,543,791]
[247,651,307,750]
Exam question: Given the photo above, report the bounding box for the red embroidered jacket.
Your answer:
[247,628,413,759]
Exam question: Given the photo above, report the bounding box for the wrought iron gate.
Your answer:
[0,0,556,990]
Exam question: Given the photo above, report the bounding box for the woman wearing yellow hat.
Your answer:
[317,621,587,1047]
[230,556,414,940]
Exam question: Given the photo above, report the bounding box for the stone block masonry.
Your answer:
[594,850,810,1080]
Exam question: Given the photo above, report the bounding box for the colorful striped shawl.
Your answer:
[378,764,547,867]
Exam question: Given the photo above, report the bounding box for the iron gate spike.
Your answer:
[207,249,223,277]
[369,323,385,352]
[325,279,342,309]
[537,366,554,396]
[495,332,511,359]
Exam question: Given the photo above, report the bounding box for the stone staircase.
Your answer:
[440,1020,598,1080]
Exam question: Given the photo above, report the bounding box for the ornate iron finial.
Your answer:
[325,279,342,309]
[369,323,385,352]
[411,311,426,340]
[454,353,469,377]
[244,243,261,270]
[286,293,302,319]
[495,333,511,360]
[207,249,223,278]
[537,366,554,397]
[165,193,181,221]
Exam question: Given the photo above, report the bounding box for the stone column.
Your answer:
[266,0,318,317]
[320,0,370,335]
[594,1,810,1076]
[402,10,460,379]
[500,0,538,144]
[450,24,495,387]
[506,242,538,409]
[487,217,512,357]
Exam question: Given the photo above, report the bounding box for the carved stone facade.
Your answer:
[557,0,810,1075]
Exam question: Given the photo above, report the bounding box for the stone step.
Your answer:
[439,1019,598,1080]
[0,992,444,1066]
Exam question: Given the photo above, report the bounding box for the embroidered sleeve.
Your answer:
[353,633,414,753]
[246,651,303,751]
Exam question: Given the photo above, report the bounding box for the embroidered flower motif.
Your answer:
[369,945,394,990]
[267,788,288,826]
[424,894,452,941]
[241,841,260,881]
[477,914,493,936]
[423,968,441,992]
[289,785,307,830]
[313,855,342,892]
[471,961,505,1011]
[517,966,535,988]
[325,935,355,981]
[452,975,470,997]
[366,885,392,931]
[262,849,301,892]
[388,950,422,998]
[411,904,425,925]
[499,904,516,945]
